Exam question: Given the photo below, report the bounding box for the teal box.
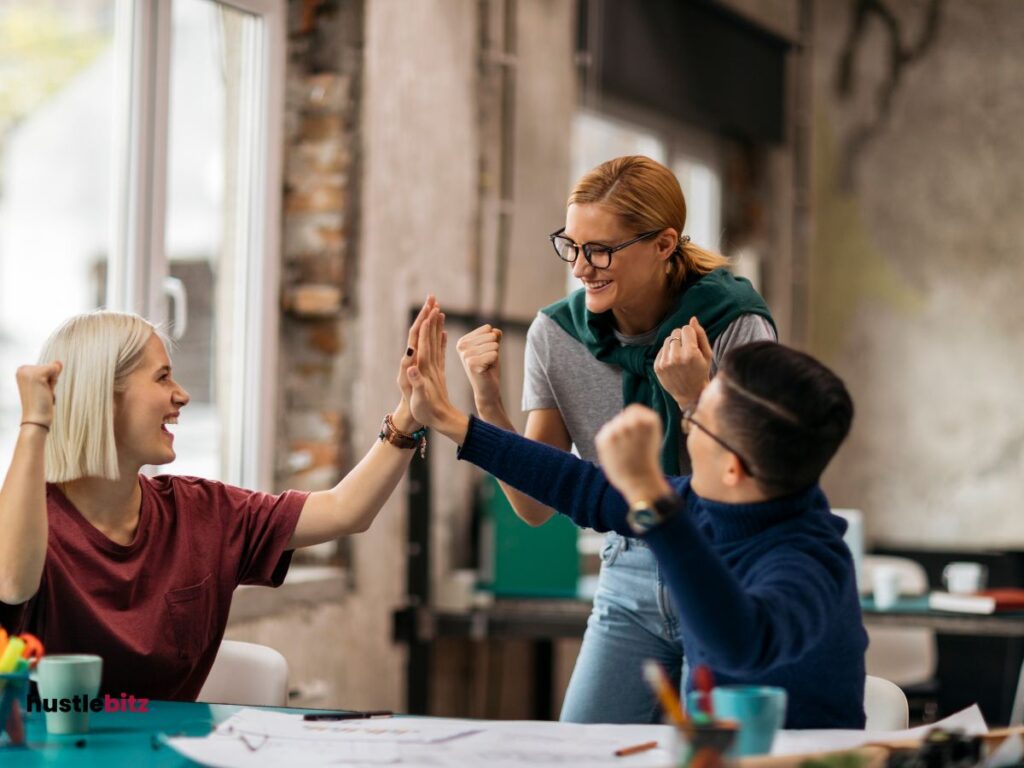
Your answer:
[477,475,579,598]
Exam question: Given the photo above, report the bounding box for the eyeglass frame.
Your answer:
[548,226,663,270]
[681,406,758,479]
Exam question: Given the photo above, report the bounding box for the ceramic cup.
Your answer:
[33,654,103,735]
[872,564,902,610]
[942,562,987,595]
[704,685,787,756]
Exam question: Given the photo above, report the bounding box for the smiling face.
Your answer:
[565,203,676,332]
[113,333,190,471]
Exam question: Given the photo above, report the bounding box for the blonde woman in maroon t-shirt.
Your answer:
[0,299,441,700]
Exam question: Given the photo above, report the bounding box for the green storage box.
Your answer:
[477,474,579,598]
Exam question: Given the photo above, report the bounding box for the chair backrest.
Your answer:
[864,675,909,731]
[197,640,289,706]
[862,554,937,686]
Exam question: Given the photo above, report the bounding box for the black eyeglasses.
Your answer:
[681,406,757,478]
[549,227,661,270]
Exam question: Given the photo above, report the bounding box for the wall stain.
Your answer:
[809,108,924,360]
[835,0,945,189]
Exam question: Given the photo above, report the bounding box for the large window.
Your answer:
[0,0,285,488]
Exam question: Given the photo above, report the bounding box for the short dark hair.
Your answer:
[715,342,854,497]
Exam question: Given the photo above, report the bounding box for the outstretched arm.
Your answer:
[457,417,633,534]
[406,313,641,534]
[288,297,438,549]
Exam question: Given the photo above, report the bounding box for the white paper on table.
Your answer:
[214,708,485,743]
[167,736,403,768]
[437,720,675,766]
[165,710,677,768]
[771,704,988,756]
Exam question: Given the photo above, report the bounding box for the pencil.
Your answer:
[642,659,693,737]
[615,739,659,757]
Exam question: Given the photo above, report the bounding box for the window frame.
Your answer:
[109,0,285,489]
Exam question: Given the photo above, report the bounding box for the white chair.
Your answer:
[862,555,938,690]
[197,640,289,706]
[864,675,910,731]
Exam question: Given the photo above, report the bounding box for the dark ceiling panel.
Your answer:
[592,0,791,144]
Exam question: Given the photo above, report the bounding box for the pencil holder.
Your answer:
[0,668,30,747]
[673,720,739,768]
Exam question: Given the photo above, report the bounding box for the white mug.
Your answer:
[872,565,902,610]
[942,561,987,594]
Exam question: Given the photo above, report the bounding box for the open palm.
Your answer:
[407,309,454,429]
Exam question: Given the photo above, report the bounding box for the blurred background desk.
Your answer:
[862,597,1024,637]
[395,594,1024,723]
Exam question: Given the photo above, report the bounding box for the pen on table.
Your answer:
[303,710,393,721]
[615,739,659,757]
[642,659,692,737]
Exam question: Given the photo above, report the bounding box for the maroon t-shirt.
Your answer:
[0,475,307,701]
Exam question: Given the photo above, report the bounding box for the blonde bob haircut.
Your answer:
[38,311,159,483]
[568,155,730,293]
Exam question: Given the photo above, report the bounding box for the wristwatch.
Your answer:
[626,494,681,535]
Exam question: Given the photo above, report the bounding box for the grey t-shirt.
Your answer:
[522,312,776,472]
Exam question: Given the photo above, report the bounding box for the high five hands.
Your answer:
[392,296,440,433]
[654,317,713,410]
[406,306,471,445]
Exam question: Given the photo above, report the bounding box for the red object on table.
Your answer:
[5,700,25,746]
[694,665,715,718]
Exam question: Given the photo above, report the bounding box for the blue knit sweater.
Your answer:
[458,416,867,729]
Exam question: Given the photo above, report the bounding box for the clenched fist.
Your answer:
[654,317,712,410]
[595,404,672,504]
[456,324,503,413]
[16,362,63,429]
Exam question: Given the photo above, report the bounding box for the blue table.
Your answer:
[3,699,343,767]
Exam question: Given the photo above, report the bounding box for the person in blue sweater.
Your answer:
[405,309,867,728]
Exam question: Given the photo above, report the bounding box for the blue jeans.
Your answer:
[559,532,685,723]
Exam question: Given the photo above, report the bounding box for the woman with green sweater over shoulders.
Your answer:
[456,156,777,723]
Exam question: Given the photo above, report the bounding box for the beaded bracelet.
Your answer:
[379,414,428,458]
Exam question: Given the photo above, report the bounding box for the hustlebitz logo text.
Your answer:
[27,691,150,713]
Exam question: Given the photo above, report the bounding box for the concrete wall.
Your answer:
[241,0,575,713]
[810,0,1024,547]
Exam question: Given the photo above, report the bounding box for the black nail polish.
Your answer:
[406,348,414,357]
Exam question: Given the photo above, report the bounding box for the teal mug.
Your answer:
[706,685,787,756]
[30,655,103,735]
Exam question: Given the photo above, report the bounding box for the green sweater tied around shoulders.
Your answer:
[541,268,775,474]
